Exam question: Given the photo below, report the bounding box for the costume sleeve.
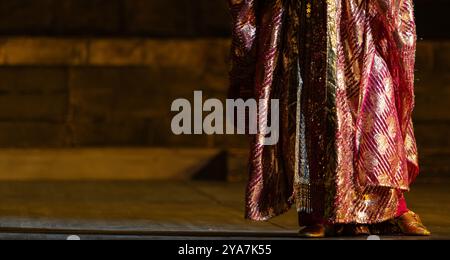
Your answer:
[228,0,258,100]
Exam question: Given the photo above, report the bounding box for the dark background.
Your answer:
[0,0,448,176]
[0,0,448,39]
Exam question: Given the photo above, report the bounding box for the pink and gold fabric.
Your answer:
[228,0,419,224]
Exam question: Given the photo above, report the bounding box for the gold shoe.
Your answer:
[298,224,326,238]
[397,211,431,236]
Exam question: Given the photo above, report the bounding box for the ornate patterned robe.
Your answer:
[229,0,419,224]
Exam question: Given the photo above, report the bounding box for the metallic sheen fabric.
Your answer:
[228,0,418,224]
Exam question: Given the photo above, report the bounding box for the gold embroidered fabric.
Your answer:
[228,0,419,224]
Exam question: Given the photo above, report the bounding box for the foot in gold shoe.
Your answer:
[397,211,431,236]
[298,224,326,238]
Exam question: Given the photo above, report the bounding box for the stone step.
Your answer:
[0,38,448,70]
[0,148,228,181]
[0,37,231,67]
[0,144,446,182]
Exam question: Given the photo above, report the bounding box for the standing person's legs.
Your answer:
[397,192,409,217]
[298,212,326,238]
[396,191,431,236]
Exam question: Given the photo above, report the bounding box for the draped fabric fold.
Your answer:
[228,0,419,224]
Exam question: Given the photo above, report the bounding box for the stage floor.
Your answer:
[0,177,449,240]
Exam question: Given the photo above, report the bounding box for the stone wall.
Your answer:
[0,1,448,176]
[0,38,247,148]
[0,38,449,152]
